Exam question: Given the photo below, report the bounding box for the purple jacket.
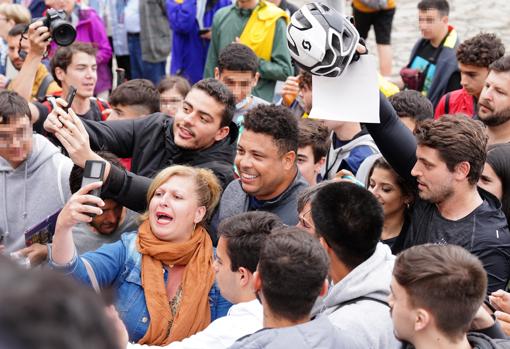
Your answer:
[50,7,113,94]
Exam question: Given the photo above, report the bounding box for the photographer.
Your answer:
[12,21,109,129]
[45,0,112,97]
[6,23,61,101]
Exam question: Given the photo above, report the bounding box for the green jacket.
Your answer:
[204,4,293,102]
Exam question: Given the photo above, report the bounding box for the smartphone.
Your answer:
[81,160,106,217]
[484,296,497,314]
[63,86,77,113]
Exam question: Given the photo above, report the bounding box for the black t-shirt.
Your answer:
[411,41,461,94]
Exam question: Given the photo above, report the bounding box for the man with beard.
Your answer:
[43,78,237,214]
[477,56,510,145]
[364,95,510,292]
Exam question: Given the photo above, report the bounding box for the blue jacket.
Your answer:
[50,232,231,343]
[166,0,231,83]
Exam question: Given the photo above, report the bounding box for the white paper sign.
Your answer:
[308,54,380,123]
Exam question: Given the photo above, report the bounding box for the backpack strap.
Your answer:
[444,92,451,114]
[331,296,390,314]
[36,75,55,102]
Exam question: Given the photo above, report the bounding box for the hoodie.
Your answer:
[315,243,401,349]
[403,332,510,349]
[211,171,308,241]
[0,134,72,252]
[228,315,362,349]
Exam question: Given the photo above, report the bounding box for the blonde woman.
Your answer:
[50,165,230,345]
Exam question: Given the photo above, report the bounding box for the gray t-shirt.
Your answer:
[73,209,139,254]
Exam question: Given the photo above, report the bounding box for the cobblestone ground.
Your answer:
[292,0,510,77]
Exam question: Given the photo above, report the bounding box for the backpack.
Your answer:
[43,93,109,121]
[358,0,389,10]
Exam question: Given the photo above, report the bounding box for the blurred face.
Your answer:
[213,236,242,304]
[389,277,417,342]
[237,0,258,10]
[297,145,321,186]
[479,163,503,200]
[236,130,296,200]
[459,63,489,98]
[55,52,97,99]
[160,86,185,117]
[0,116,32,168]
[90,199,123,235]
[299,84,313,114]
[478,70,510,127]
[215,69,258,105]
[45,0,75,14]
[411,145,454,203]
[369,167,408,218]
[418,9,448,42]
[0,15,15,40]
[172,88,229,150]
[148,175,206,243]
[7,34,28,70]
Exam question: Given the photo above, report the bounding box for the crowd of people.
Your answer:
[1,0,510,348]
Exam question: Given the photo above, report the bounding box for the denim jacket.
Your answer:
[49,232,231,343]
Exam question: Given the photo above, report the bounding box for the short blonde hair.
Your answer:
[141,165,222,224]
[0,4,31,24]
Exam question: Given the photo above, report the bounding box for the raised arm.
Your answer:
[52,182,105,265]
[365,93,418,184]
[46,107,152,212]
[10,21,51,123]
[44,98,138,158]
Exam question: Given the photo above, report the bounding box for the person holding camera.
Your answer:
[44,0,112,97]
[6,23,61,101]
[13,21,110,128]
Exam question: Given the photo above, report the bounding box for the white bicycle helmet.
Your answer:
[287,2,360,78]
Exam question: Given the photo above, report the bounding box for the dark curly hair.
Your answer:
[243,104,299,155]
[414,114,488,185]
[389,90,433,122]
[456,33,505,67]
[193,78,236,127]
[298,71,312,90]
[218,43,258,74]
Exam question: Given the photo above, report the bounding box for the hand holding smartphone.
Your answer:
[63,85,77,113]
[81,160,106,217]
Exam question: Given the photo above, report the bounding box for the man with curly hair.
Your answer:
[435,33,505,118]
[212,104,308,237]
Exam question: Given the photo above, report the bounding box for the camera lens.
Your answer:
[50,20,76,46]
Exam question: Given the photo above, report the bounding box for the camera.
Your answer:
[38,8,76,46]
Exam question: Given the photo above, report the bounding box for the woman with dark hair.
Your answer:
[479,143,510,223]
[367,157,415,253]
